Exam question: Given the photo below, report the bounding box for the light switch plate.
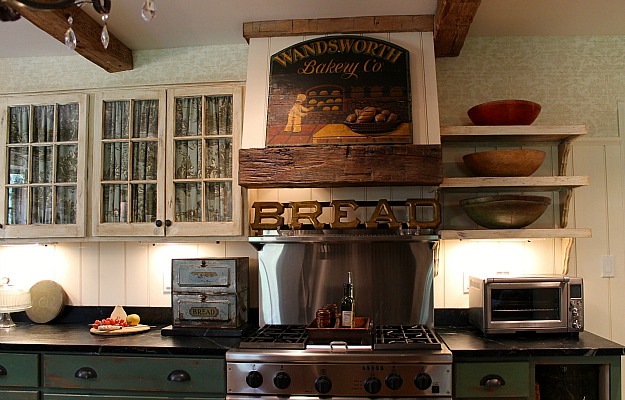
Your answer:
[163,270,172,293]
[463,272,470,294]
[601,255,615,278]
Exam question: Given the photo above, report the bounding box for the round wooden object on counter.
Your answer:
[26,280,66,323]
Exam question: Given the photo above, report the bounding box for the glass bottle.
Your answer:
[340,272,354,328]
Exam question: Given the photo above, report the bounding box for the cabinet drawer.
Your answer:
[455,361,530,398]
[43,354,224,394]
[0,353,39,387]
[44,395,221,400]
[2,391,39,400]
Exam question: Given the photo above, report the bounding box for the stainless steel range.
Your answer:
[226,231,452,399]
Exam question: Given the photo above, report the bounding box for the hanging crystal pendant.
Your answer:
[101,13,110,49]
[141,0,156,21]
[64,16,77,50]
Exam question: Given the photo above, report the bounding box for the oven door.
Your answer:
[228,396,450,400]
[485,280,568,333]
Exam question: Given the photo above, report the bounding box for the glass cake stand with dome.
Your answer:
[0,277,32,328]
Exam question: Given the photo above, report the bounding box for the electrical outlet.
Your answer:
[601,255,615,278]
[463,272,470,294]
[163,270,172,293]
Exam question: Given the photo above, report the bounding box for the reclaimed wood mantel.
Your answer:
[239,144,442,188]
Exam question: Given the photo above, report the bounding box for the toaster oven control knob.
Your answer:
[414,372,433,390]
[572,307,579,317]
[573,320,582,330]
[315,376,332,394]
[273,372,291,389]
[385,372,403,390]
[246,371,263,388]
[364,376,382,394]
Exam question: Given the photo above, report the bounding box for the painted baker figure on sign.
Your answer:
[284,93,313,133]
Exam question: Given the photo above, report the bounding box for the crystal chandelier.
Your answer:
[0,0,156,50]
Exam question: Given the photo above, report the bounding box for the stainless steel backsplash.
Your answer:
[256,240,436,326]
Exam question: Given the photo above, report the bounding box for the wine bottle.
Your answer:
[340,271,354,328]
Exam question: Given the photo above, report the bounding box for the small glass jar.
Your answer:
[316,308,332,328]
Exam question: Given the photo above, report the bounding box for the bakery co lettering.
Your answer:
[272,37,404,80]
[251,199,441,230]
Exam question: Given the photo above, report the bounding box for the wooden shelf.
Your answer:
[440,125,587,176]
[439,176,589,192]
[440,228,592,240]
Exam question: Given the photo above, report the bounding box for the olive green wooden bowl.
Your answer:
[460,194,551,229]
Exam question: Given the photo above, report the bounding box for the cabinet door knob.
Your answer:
[0,365,7,376]
[155,220,163,227]
[480,374,505,387]
[165,219,172,227]
[167,369,191,382]
[75,367,97,379]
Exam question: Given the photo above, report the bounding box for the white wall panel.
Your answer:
[99,242,126,305]
[80,243,100,306]
[55,243,82,306]
[125,243,150,306]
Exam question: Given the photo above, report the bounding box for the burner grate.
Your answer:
[239,324,308,349]
[374,324,442,350]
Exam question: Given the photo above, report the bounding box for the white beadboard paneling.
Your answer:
[147,243,198,307]
[125,243,150,306]
[54,243,82,306]
[99,242,126,306]
[572,144,612,338]
[197,243,227,258]
[81,243,100,306]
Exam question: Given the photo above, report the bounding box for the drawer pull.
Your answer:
[75,367,98,379]
[0,365,6,376]
[168,369,191,382]
[480,374,505,387]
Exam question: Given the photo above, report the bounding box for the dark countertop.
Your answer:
[0,323,240,356]
[437,327,625,358]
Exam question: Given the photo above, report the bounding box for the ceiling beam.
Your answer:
[434,0,481,57]
[243,15,434,42]
[15,4,133,72]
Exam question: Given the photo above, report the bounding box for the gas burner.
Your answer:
[239,325,308,349]
[374,324,442,350]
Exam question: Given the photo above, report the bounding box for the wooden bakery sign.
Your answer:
[266,35,412,146]
[250,199,440,230]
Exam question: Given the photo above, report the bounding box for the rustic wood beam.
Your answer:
[433,0,481,57]
[239,144,443,188]
[15,4,133,72]
[243,15,434,42]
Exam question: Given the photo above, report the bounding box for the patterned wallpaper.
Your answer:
[0,44,249,94]
[436,36,625,137]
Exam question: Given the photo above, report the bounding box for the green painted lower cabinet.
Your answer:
[454,356,622,399]
[0,351,225,400]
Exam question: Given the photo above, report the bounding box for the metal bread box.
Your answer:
[172,257,249,328]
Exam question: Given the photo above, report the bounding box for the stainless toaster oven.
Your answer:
[469,275,583,335]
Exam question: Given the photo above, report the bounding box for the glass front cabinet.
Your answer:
[92,85,243,237]
[0,94,88,239]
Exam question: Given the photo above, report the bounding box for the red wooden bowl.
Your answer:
[468,100,541,125]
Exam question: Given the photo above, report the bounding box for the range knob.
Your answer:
[386,372,403,390]
[246,371,263,388]
[414,372,433,391]
[364,376,382,394]
[315,376,332,394]
[273,371,291,389]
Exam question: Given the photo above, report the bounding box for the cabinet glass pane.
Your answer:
[131,183,157,222]
[7,187,27,224]
[132,142,157,180]
[206,181,232,222]
[103,142,129,181]
[33,105,54,143]
[175,140,201,179]
[56,185,77,224]
[8,106,29,144]
[32,145,53,183]
[175,97,202,137]
[205,95,233,135]
[103,101,129,139]
[8,147,28,184]
[102,184,128,222]
[205,138,232,178]
[31,186,52,224]
[175,182,201,222]
[57,103,79,142]
[133,100,159,138]
[56,144,78,183]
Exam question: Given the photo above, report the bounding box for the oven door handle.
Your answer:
[480,374,506,387]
